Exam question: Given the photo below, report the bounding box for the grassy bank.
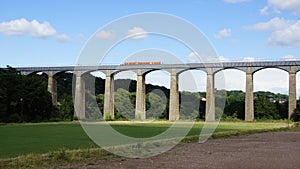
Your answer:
[0,121,293,158]
[0,123,298,168]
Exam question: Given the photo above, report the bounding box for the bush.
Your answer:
[8,113,22,123]
[48,117,62,122]
[135,114,141,121]
[49,148,69,161]
[105,114,112,121]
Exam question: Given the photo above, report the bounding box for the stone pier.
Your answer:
[74,72,85,119]
[289,66,297,120]
[135,69,146,120]
[47,71,57,106]
[103,70,114,120]
[169,69,179,120]
[205,68,215,121]
[245,67,254,121]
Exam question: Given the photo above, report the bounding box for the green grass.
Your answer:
[0,121,294,159]
[0,122,98,158]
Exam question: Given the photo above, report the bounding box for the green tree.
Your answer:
[179,91,200,120]
[224,91,245,119]
[254,95,280,119]
[57,94,74,121]
[146,92,167,119]
[0,67,55,122]
[114,88,135,119]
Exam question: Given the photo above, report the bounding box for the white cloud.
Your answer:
[188,52,228,63]
[242,57,256,62]
[55,34,73,43]
[268,20,300,46]
[247,17,295,31]
[235,57,258,62]
[218,56,229,62]
[96,30,114,39]
[188,52,202,62]
[260,6,269,15]
[267,0,300,15]
[214,28,231,39]
[260,6,281,15]
[281,55,298,61]
[248,17,300,47]
[205,56,229,62]
[0,18,56,38]
[224,0,249,3]
[127,27,148,40]
[0,18,73,43]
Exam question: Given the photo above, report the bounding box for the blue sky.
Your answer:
[1,0,300,95]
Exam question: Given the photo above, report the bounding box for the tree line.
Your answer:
[0,67,299,123]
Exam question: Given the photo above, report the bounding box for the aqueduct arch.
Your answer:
[15,61,300,121]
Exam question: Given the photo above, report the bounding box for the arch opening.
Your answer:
[214,69,246,120]
[253,68,289,120]
[178,69,206,120]
[113,70,137,120]
[53,71,76,121]
[145,70,170,120]
[83,71,106,120]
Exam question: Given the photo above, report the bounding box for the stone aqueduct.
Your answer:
[17,61,300,121]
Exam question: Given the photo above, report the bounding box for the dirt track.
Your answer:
[69,130,300,169]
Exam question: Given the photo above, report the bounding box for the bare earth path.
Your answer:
[68,130,300,169]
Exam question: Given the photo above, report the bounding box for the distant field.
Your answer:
[0,121,291,158]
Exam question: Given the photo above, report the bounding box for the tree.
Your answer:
[254,95,280,119]
[224,91,245,119]
[114,88,135,119]
[146,92,167,119]
[57,94,74,121]
[179,91,200,120]
[294,100,300,121]
[0,67,55,122]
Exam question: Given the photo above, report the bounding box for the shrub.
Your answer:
[105,114,112,121]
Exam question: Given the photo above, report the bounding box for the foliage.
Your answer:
[179,91,202,120]
[114,88,135,119]
[254,95,280,119]
[224,90,245,119]
[295,100,300,121]
[0,67,56,123]
[221,90,288,120]
[57,94,74,121]
[105,114,112,121]
[146,91,168,119]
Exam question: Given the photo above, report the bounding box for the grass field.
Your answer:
[0,121,293,159]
